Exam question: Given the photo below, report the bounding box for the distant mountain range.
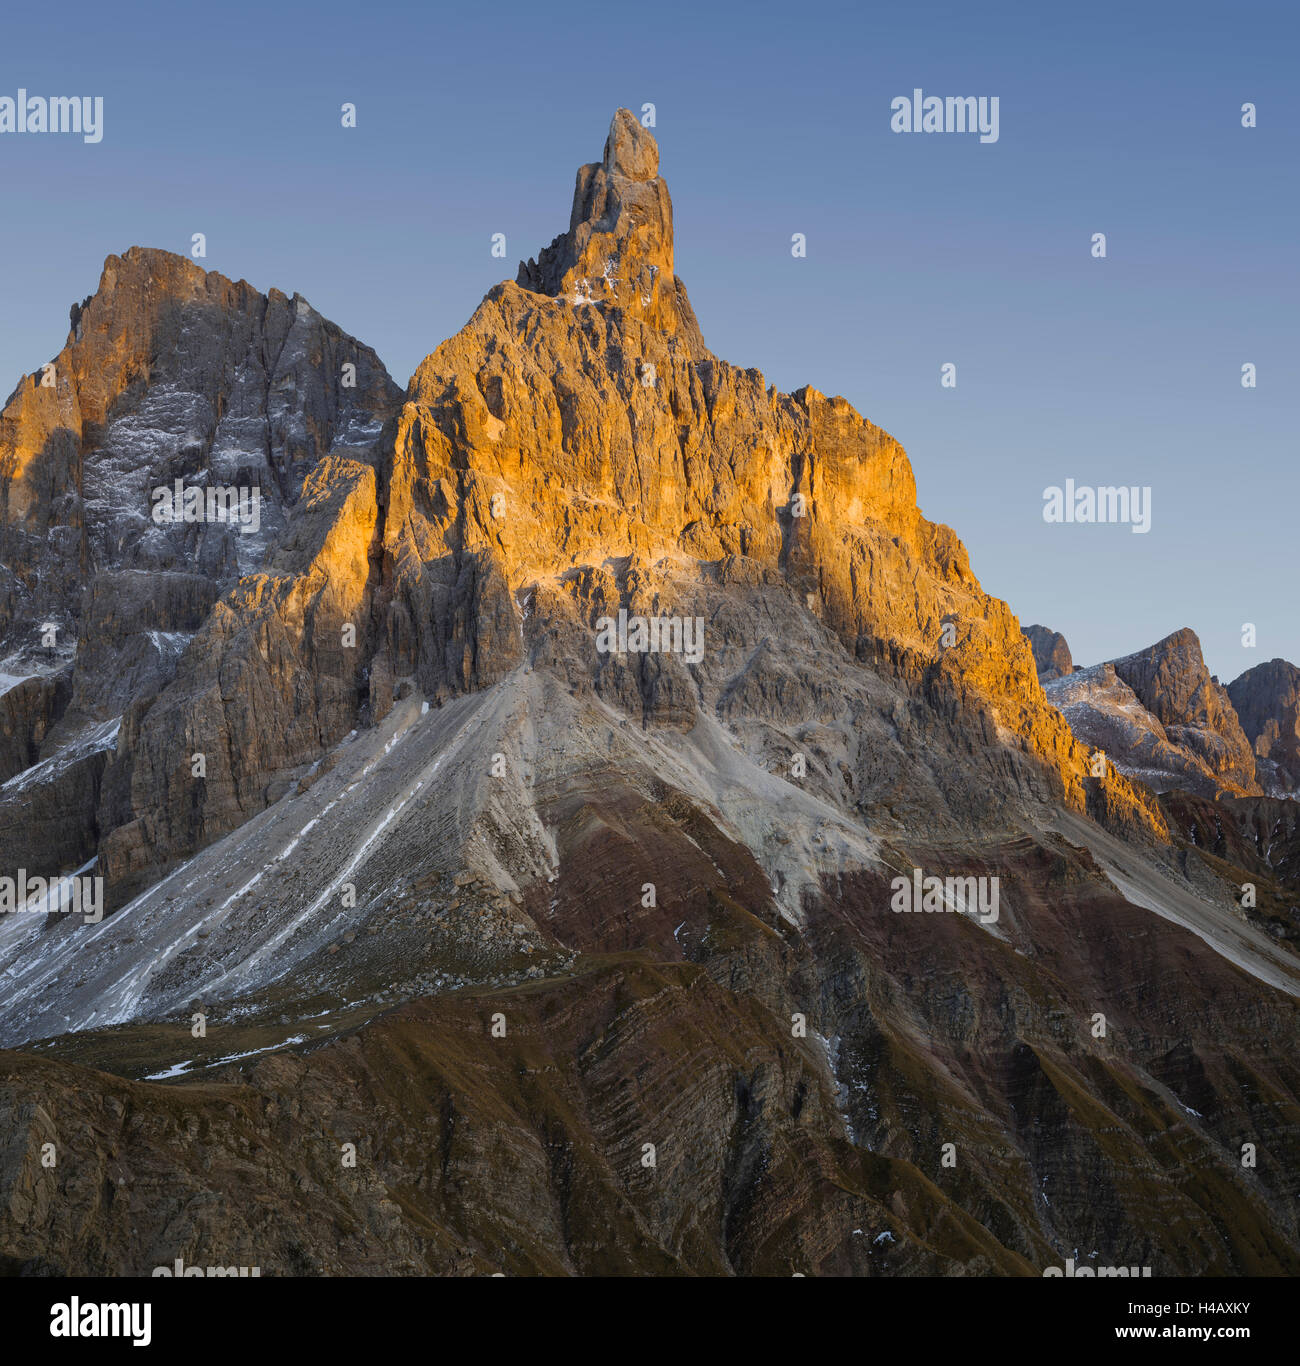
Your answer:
[1025,625,1300,800]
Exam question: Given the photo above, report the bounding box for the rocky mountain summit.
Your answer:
[517,107,702,345]
[0,248,402,890]
[1111,631,1258,793]
[1033,624,1300,804]
[0,113,1297,1277]
[1042,629,1261,799]
[1034,626,1300,951]
[1022,624,1072,682]
[1229,658,1300,796]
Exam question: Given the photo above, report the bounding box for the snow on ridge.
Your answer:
[0,716,121,794]
[147,630,194,657]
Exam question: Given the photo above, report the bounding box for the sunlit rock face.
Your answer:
[392,110,1159,838]
[517,107,700,345]
[0,112,1165,900]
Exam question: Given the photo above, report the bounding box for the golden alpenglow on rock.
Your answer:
[392,111,1159,836]
[0,106,1296,1297]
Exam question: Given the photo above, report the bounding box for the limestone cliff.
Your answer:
[1229,658,1300,795]
[1046,629,1260,800]
[1022,624,1073,682]
[0,248,402,893]
[384,110,1160,844]
[0,114,1165,900]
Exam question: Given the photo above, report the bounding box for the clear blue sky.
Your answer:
[2,0,1295,680]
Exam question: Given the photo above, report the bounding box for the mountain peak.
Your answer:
[1022,623,1073,681]
[516,109,700,347]
[603,107,658,180]
[1106,627,1259,794]
[1227,657,1300,793]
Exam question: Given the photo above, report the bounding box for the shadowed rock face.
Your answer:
[1023,625,1072,682]
[0,112,1297,1279]
[1045,629,1262,800]
[1111,630,1257,793]
[0,248,404,896]
[1228,658,1300,795]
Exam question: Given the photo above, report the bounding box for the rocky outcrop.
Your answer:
[517,108,703,349]
[388,111,1159,842]
[97,457,383,899]
[1110,630,1257,793]
[0,669,69,784]
[0,247,403,895]
[1228,658,1300,795]
[1045,629,1261,799]
[1022,624,1072,682]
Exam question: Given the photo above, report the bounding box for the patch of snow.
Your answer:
[0,717,121,794]
[145,1060,193,1080]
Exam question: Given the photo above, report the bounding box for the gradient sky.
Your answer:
[1,0,1294,680]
